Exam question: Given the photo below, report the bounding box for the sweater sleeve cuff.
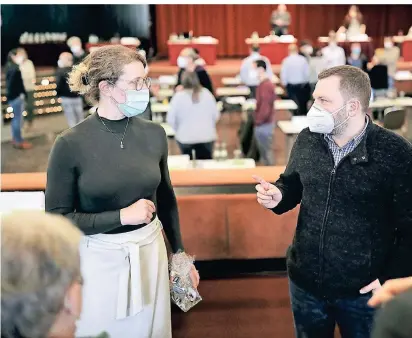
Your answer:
[94,210,121,229]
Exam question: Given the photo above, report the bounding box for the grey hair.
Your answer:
[1,211,82,338]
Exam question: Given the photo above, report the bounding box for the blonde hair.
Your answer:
[1,211,82,338]
[68,45,147,105]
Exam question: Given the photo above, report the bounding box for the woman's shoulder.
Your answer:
[200,87,215,100]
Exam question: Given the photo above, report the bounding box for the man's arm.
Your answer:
[271,132,304,214]
[380,156,412,282]
[280,60,289,87]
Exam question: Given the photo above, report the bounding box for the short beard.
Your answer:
[330,110,349,136]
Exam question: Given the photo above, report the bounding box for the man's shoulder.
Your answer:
[370,123,412,161]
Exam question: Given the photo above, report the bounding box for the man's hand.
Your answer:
[252,175,283,209]
[367,277,412,307]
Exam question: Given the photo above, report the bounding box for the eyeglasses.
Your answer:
[104,77,151,91]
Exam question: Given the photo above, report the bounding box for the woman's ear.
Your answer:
[98,80,112,97]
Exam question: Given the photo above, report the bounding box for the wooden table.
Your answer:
[216,86,284,97]
[167,38,219,65]
[222,75,280,86]
[395,71,412,94]
[1,166,298,261]
[245,38,297,64]
[242,99,297,112]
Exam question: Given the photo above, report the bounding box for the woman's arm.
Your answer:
[156,127,184,253]
[45,136,122,235]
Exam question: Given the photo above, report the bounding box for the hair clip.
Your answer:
[81,74,89,86]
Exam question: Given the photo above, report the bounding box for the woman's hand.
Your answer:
[120,199,156,225]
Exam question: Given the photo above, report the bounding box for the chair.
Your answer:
[383,107,407,137]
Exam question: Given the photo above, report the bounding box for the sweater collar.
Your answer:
[317,116,377,165]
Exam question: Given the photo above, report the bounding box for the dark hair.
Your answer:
[251,45,260,53]
[299,39,311,47]
[181,71,202,103]
[255,59,267,71]
[318,65,371,113]
[7,49,19,65]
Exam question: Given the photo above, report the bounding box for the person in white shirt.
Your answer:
[321,31,346,69]
[16,48,36,130]
[167,71,220,160]
[239,46,273,98]
[280,44,310,115]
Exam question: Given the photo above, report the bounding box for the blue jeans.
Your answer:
[9,96,24,143]
[254,123,274,165]
[289,279,375,338]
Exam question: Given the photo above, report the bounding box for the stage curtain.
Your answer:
[155,4,412,58]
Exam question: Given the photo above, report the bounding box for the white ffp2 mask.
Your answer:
[307,104,348,134]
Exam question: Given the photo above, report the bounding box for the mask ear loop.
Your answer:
[332,103,351,131]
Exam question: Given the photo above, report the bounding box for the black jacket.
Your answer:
[5,63,26,101]
[368,64,389,90]
[273,122,412,298]
[56,67,79,98]
[176,66,214,95]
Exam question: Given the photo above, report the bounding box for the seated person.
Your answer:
[176,47,214,95]
[270,4,291,36]
[337,5,366,39]
[347,43,368,72]
[1,211,87,338]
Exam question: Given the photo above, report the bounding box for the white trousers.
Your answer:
[76,218,172,338]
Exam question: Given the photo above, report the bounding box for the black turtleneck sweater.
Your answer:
[45,113,183,252]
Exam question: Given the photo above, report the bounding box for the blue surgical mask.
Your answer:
[352,48,361,55]
[115,88,150,118]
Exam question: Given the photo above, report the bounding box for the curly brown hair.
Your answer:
[68,45,147,105]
